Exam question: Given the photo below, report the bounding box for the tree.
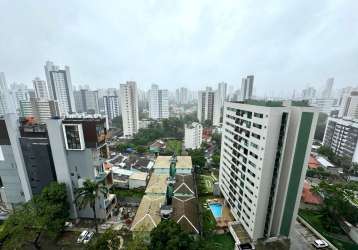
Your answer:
[188,149,206,170]
[86,229,122,250]
[75,179,108,233]
[136,145,147,154]
[127,234,149,250]
[211,153,220,168]
[0,182,69,249]
[149,220,194,250]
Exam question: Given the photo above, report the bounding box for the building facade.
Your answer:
[149,84,169,120]
[33,77,49,100]
[46,116,115,219]
[219,100,317,241]
[184,122,203,149]
[44,61,76,115]
[20,98,59,123]
[103,95,120,120]
[74,89,99,114]
[197,87,221,126]
[120,81,139,137]
[241,75,254,101]
[323,117,358,163]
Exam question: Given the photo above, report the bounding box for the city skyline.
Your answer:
[1,1,358,95]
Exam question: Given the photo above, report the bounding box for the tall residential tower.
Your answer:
[120,81,139,137]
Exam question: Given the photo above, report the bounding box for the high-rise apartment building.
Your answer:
[219,100,317,242]
[10,83,30,111]
[184,122,203,149]
[309,98,337,115]
[46,116,116,219]
[197,87,221,126]
[74,89,99,114]
[218,82,228,106]
[149,84,169,119]
[103,96,120,120]
[0,73,14,115]
[19,98,59,123]
[241,75,254,101]
[175,87,189,104]
[44,61,76,115]
[321,78,334,98]
[323,117,358,163]
[33,77,49,100]
[120,81,139,137]
[339,91,358,118]
[301,87,316,99]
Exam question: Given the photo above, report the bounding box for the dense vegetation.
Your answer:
[0,182,69,249]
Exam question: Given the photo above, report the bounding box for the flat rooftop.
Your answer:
[130,172,148,181]
[154,156,192,169]
[145,174,168,194]
[131,195,165,232]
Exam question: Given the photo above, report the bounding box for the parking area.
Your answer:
[291,220,328,250]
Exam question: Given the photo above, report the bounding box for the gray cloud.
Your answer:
[0,0,357,96]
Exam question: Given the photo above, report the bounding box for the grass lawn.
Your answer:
[166,140,182,155]
[112,188,145,198]
[299,209,357,250]
[208,233,235,250]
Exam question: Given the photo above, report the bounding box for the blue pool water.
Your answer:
[209,203,223,218]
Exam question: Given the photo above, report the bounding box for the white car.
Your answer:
[83,232,95,244]
[77,230,89,243]
[313,239,328,248]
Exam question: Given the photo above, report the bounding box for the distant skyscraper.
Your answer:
[301,87,316,100]
[218,82,227,106]
[149,84,169,119]
[197,87,221,126]
[44,61,76,115]
[322,78,334,98]
[103,96,120,120]
[175,87,189,104]
[10,83,30,112]
[0,72,14,115]
[241,75,254,101]
[74,89,99,114]
[33,77,49,100]
[120,81,139,137]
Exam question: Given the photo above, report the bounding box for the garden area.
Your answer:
[299,209,357,250]
[198,174,215,194]
[111,187,145,198]
[166,139,182,155]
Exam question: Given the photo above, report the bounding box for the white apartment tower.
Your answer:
[33,77,49,99]
[120,81,139,137]
[149,84,169,119]
[20,99,59,123]
[218,82,228,106]
[197,87,221,126]
[219,100,317,242]
[339,90,358,119]
[0,72,14,115]
[241,75,254,101]
[321,77,334,98]
[184,122,203,149]
[44,61,76,115]
[103,96,120,120]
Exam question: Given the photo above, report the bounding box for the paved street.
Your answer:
[291,220,330,250]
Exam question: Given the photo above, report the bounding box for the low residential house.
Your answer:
[131,157,154,172]
[308,155,320,169]
[149,140,166,153]
[172,196,200,234]
[129,172,148,189]
[131,195,166,236]
[145,174,168,195]
[301,180,323,205]
[112,168,133,188]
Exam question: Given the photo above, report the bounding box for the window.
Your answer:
[251,132,260,140]
[63,124,84,150]
[254,112,263,118]
[253,123,262,129]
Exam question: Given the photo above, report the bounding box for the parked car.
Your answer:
[313,239,328,248]
[77,230,89,243]
[83,232,95,244]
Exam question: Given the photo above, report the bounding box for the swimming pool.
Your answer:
[209,203,223,218]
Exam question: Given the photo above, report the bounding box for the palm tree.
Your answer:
[75,179,108,232]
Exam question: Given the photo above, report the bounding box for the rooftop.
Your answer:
[154,156,192,169]
[130,172,148,181]
[172,196,199,234]
[174,174,195,195]
[131,195,165,232]
[145,174,169,194]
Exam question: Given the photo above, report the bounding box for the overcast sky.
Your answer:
[0,0,357,96]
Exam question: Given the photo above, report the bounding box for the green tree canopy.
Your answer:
[149,220,195,250]
[86,229,122,250]
[0,182,69,249]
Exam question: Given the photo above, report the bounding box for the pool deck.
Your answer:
[207,198,234,228]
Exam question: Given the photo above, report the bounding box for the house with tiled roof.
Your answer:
[172,196,199,234]
[173,174,195,197]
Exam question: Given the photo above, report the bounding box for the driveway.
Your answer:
[291,220,326,250]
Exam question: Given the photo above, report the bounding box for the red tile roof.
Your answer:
[301,180,323,205]
[308,155,320,169]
